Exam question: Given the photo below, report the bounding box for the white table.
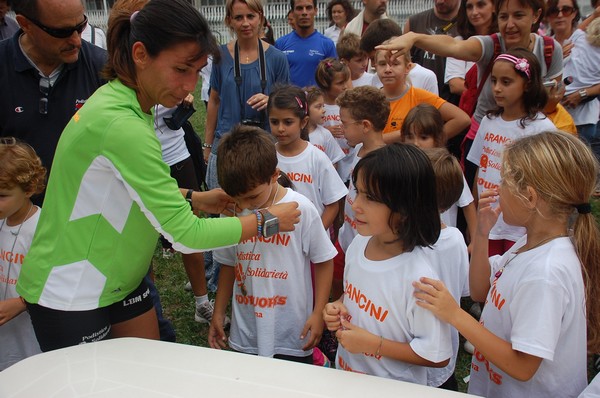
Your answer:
[0,338,476,397]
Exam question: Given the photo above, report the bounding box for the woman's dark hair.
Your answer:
[267,84,309,140]
[326,0,356,26]
[262,18,275,45]
[488,47,547,127]
[102,0,220,89]
[456,0,498,38]
[352,143,440,252]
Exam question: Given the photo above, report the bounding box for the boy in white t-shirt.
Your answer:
[208,125,336,363]
[337,33,375,88]
[423,148,470,391]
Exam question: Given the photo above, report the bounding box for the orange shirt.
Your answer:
[546,103,577,136]
[383,86,446,134]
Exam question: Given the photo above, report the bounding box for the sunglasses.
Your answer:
[547,6,575,18]
[26,14,88,38]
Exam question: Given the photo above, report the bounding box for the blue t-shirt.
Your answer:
[210,43,290,147]
[275,30,337,87]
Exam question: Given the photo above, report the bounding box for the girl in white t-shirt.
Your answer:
[268,84,348,230]
[315,58,355,184]
[415,131,600,398]
[323,144,452,385]
[466,48,556,256]
[305,86,345,166]
[0,138,45,370]
[401,103,477,250]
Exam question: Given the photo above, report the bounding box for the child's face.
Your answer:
[269,107,308,146]
[403,126,436,149]
[346,54,369,80]
[490,60,527,110]
[327,73,352,99]
[498,177,529,227]
[308,95,326,126]
[352,172,398,240]
[232,180,277,211]
[339,107,363,147]
[0,184,31,222]
[374,51,409,89]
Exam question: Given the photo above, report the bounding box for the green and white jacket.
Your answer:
[17,80,241,310]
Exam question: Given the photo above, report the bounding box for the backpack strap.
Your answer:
[89,24,96,45]
[542,35,554,71]
[475,33,501,100]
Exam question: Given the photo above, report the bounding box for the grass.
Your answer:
[153,81,600,393]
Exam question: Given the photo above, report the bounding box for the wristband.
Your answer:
[579,89,588,99]
[185,189,194,209]
[202,143,212,149]
[253,209,263,237]
[375,335,383,357]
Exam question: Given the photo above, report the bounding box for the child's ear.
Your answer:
[361,119,373,132]
[524,186,538,209]
[271,168,281,183]
[301,115,309,130]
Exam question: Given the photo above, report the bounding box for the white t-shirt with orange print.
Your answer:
[214,189,337,358]
[337,234,452,384]
[469,235,587,398]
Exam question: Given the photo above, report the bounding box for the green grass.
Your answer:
[154,81,599,392]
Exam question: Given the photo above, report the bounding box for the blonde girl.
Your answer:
[415,130,600,397]
[0,138,45,370]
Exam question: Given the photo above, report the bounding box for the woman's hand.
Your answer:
[476,189,501,238]
[190,188,235,215]
[374,32,417,62]
[247,93,269,112]
[202,147,211,164]
[266,202,300,233]
[325,124,344,139]
[413,277,461,324]
[561,90,584,109]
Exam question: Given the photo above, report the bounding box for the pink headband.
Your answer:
[496,54,530,78]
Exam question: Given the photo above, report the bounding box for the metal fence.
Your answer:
[82,0,594,44]
[86,0,432,44]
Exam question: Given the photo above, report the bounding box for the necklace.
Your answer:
[1,202,34,300]
[237,184,280,296]
[494,234,567,279]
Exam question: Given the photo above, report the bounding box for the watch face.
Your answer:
[263,218,279,238]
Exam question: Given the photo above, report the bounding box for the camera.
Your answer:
[241,119,263,128]
[164,103,196,130]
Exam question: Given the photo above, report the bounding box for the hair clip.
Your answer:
[496,54,530,78]
[295,96,304,109]
[130,10,139,23]
[325,61,332,68]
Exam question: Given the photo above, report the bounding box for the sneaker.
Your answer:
[162,247,175,259]
[464,340,475,354]
[184,281,192,291]
[194,300,231,327]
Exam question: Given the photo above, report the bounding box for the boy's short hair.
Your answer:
[424,148,464,213]
[360,19,403,54]
[336,86,390,132]
[336,32,363,60]
[217,125,277,197]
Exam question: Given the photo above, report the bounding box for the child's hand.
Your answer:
[336,319,379,355]
[208,316,228,350]
[301,312,324,350]
[323,301,348,331]
[325,124,344,139]
[476,189,501,237]
[0,298,26,326]
[413,277,461,324]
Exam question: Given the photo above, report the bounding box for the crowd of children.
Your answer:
[2,0,600,396]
